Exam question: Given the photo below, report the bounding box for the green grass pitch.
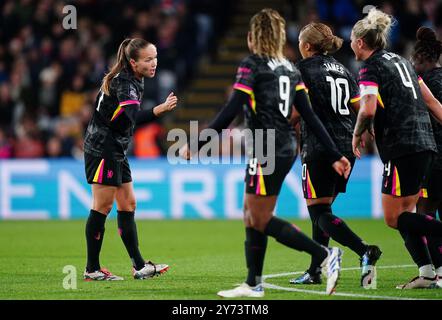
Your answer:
[1,219,441,300]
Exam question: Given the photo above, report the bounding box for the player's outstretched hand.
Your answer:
[352,130,374,159]
[155,92,178,116]
[179,143,191,160]
[352,134,363,159]
[332,156,351,179]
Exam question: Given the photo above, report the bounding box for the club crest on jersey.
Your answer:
[129,87,138,100]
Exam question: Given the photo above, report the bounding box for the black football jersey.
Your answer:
[421,67,442,169]
[297,54,359,162]
[84,68,144,159]
[358,50,437,162]
[233,54,304,158]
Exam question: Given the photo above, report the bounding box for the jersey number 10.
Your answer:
[326,76,350,115]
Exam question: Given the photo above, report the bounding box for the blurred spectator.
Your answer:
[14,132,45,158]
[0,82,14,131]
[71,136,84,160]
[60,73,86,117]
[0,128,12,158]
[46,135,62,158]
[39,61,62,117]
[134,123,166,158]
[51,117,80,157]
[156,11,180,102]
[14,114,45,158]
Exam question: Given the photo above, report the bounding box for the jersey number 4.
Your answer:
[394,62,417,99]
[326,76,350,115]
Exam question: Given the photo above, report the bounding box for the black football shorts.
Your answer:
[245,156,295,196]
[301,157,356,199]
[85,153,132,187]
[420,167,442,200]
[382,151,434,197]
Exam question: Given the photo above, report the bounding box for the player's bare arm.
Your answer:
[352,94,376,158]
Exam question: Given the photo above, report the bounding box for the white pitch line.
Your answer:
[262,264,436,300]
[262,282,424,300]
[262,264,416,279]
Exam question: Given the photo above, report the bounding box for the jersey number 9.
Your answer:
[279,75,290,117]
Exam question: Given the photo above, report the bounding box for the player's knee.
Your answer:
[95,204,113,215]
[384,215,398,229]
[247,217,262,232]
[243,210,252,227]
[248,214,271,232]
[117,196,136,212]
[127,199,136,212]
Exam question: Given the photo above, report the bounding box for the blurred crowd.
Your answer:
[0,0,441,159]
[0,0,232,159]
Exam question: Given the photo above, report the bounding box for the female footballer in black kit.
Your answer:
[83,38,177,281]
[290,22,381,289]
[351,9,442,289]
[182,9,351,297]
[412,27,442,287]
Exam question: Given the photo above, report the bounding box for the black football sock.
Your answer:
[245,227,268,286]
[264,216,327,263]
[424,212,442,269]
[427,237,442,269]
[307,222,330,276]
[117,211,145,271]
[307,205,331,275]
[397,211,442,236]
[309,204,367,257]
[85,209,107,272]
[398,229,432,268]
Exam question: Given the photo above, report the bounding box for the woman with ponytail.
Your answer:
[290,23,382,289]
[83,38,177,281]
[412,26,442,287]
[351,8,442,289]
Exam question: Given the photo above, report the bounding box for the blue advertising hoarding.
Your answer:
[0,157,385,220]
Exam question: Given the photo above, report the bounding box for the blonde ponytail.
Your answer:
[352,8,393,50]
[249,8,286,60]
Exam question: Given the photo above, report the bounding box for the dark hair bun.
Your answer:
[413,26,442,63]
[416,26,437,42]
